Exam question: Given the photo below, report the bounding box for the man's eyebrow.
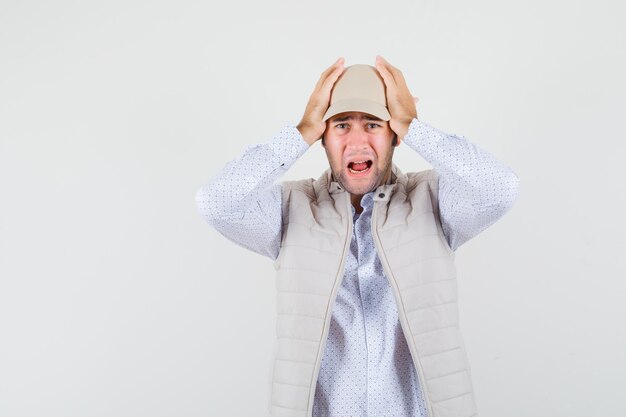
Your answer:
[331,115,384,122]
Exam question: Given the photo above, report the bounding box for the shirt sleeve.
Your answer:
[402,118,521,251]
[194,123,309,260]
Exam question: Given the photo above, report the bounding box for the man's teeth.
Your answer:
[348,160,370,173]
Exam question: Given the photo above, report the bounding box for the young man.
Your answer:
[195,56,520,417]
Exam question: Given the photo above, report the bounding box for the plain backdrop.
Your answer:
[1,0,624,416]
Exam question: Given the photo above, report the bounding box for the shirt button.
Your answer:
[378,193,385,198]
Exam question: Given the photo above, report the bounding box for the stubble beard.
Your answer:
[330,148,395,196]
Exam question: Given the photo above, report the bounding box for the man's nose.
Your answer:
[346,127,369,148]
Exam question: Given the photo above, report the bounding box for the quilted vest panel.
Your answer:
[269,165,478,417]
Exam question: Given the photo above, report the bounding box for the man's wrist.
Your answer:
[296,123,320,146]
[394,118,414,141]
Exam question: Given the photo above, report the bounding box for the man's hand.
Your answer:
[374,55,419,144]
[297,57,345,145]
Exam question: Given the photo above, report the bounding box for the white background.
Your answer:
[1,0,624,416]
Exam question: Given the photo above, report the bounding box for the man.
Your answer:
[195,56,520,417]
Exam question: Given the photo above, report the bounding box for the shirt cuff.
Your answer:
[265,123,310,167]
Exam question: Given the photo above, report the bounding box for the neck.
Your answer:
[351,194,364,214]
[346,165,394,214]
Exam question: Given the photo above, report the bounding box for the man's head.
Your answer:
[321,111,398,197]
[319,64,398,198]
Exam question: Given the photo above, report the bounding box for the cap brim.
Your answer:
[322,98,391,122]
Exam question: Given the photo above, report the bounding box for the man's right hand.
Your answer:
[296,57,345,145]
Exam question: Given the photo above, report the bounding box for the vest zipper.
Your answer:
[370,200,434,417]
[306,191,354,417]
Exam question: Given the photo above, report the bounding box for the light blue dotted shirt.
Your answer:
[195,118,520,417]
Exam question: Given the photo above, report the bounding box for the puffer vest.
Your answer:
[269,164,478,417]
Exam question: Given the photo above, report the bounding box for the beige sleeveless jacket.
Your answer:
[269,164,478,417]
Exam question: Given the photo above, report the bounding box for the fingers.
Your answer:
[375,55,408,88]
[297,58,346,144]
[319,63,345,97]
[374,55,418,136]
[376,55,401,80]
[375,55,396,89]
[310,58,344,114]
[324,57,345,76]
[313,57,345,93]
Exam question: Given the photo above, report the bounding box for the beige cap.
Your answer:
[322,64,391,122]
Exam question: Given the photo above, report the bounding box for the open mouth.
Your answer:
[347,160,373,174]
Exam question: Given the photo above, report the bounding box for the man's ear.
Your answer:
[321,122,329,147]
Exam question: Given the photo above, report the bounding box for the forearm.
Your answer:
[403,118,520,250]
[195,124,309,223]
[194,124,309,259]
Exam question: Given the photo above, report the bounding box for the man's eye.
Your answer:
[336,123,348,129]
[368,123,381,128]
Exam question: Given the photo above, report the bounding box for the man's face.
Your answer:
[322,111,397,197]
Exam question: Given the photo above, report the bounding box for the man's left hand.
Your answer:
[375,55,419,144]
